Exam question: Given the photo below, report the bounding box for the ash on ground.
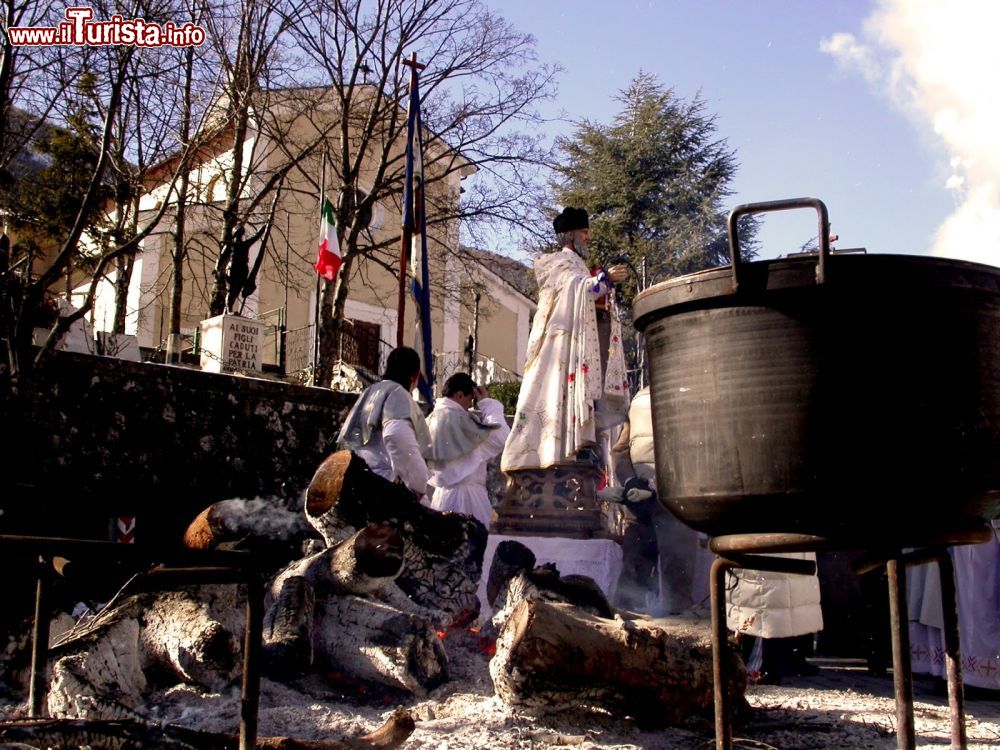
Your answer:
[12,621,992,750]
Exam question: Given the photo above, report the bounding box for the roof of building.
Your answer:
[461,246,536,302]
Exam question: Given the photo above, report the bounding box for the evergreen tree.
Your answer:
[552,72,757,288]
[11,92,107,250]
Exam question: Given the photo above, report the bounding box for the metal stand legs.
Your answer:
[706,532,983,750]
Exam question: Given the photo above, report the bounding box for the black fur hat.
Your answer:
[553,206,589,234]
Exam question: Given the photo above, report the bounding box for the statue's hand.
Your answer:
[597,486,625,503]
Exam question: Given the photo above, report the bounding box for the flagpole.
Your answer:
[397,52,426,347]
[314,153,326,374]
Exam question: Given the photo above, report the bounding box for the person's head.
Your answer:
[553,207,590,254]
[383,346,422,389]
[442,372,477,410]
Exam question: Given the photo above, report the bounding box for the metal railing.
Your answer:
[145,309,524,392]
[434,350,520,388]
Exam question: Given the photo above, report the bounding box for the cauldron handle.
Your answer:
[727,197,831,291]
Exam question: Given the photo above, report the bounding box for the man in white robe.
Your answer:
[337,346,431,498]
[501,207,629,472]
[426,373,510,527]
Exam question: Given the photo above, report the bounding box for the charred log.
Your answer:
[305,451,487,625]
[489,598,747,728]
[0,707,415,750]
[485,540,535,607]
[311,595,448,697]
[182,499,315,574]
[47,587,248,719]
[142,592,242,689]
[272,525,404,597]
[262,575,315,678]
[487,541,615,624]
[263,525,407,678]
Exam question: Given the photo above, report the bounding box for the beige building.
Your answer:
[89,87,535,390]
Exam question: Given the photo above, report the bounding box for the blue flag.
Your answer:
[403,73,434,404]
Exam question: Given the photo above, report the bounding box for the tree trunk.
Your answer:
[314,254,350,388]
[490,598,747,728]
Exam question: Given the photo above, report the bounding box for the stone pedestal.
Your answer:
[199,314,262,373]
[492,462,608,539]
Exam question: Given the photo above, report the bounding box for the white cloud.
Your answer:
[933,182,1000,266]
[819,32,881,84]
[823,0,1000,267]
[944,174,964,192]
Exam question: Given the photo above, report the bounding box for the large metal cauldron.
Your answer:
[633,198,1000,543]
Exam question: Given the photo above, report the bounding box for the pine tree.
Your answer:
[553,71,757,288]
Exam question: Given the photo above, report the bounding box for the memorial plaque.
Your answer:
[199,314,262,373]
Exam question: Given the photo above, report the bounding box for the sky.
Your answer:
[485,0,1000,268]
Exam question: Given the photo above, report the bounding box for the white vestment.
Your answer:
[909,525,1000,690]
[501,248,628,472]
[427,397,509,527]
[337,380,431,497]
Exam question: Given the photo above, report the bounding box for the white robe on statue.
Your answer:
[427,397,509,527]
[501,248,629,471]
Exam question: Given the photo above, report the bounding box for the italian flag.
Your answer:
[314,196,342,281]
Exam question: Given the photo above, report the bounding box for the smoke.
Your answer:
[820,0,1000,267]
[213,496,311,542]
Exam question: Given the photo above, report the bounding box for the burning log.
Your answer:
[485,540,536,608]
[0,707,415,749]
[48,618,148,720]
[486,540,616,629]
[182,498,315,573]
[306,451,487,626]
[484,546,746,728]
[183,498,313,552]
[489,597,747,728]
[269,524,405,599]
[143,591,243,689]
[38,452,481,719]
[263,524,450,692]
[312,595,448,696]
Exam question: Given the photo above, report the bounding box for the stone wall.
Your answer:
[1,352,358,546]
